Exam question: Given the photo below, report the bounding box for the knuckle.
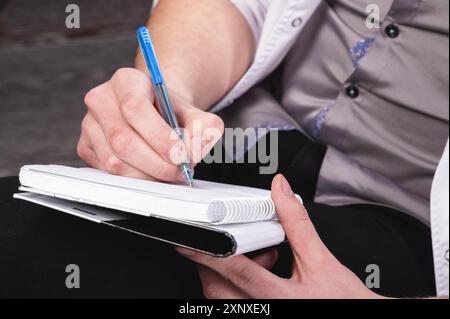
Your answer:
[108,128,131,157]
[80,116,90,133]
[120,93,144,119]
[84,88,100,109]
[203,284,222,299]
[224,265,254,288]
[76,140,89,160]
[104,156,126,175]
[112,67,134,80]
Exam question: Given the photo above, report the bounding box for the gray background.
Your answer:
[0,0,153,177]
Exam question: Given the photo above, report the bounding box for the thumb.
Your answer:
[182,109,224,165]
[169,91,224,164]
[271,174,329,270]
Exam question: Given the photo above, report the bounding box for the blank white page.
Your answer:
[19,165,273,223]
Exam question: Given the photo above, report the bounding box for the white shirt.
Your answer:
[211,0,322,113]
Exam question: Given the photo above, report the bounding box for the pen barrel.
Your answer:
[154,85,193,174]
[154,85,182,137]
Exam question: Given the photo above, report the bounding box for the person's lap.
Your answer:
[195,132,436,297]
[0,132,437,298]
[0,176,204,298]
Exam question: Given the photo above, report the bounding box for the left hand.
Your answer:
[176,174,382,299]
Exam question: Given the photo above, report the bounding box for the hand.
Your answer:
[77,68,224,181]
[177,174,382,299]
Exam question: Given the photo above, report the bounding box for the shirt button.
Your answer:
[385,24,400,38]
[291,17,303,28]
[345,85,360,99]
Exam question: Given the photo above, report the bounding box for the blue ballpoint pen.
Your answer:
[137,26,194,187]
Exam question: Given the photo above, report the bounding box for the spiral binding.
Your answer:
[207,197,275,224]
[207,194,303,224]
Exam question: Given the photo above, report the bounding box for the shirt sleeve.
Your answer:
[229,0,270,42]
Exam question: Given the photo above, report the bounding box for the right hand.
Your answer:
[77,68,224,182]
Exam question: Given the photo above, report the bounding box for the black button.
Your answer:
[385,24,400,38]
[345,85,360,98]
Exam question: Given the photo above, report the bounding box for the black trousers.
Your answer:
[0,132,436,298]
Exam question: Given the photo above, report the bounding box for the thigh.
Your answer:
[308,203,436,298]
[0,177,203,298]
[1,171,436,298]
[271,203,436,298]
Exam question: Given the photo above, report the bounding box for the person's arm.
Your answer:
[77,0,255,181]
[136,0,255,109]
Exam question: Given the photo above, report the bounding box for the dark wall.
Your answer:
[0,0,153,177]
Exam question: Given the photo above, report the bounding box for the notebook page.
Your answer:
[24,165,270,203]
[19,165,276,224]
[19,168,209,222]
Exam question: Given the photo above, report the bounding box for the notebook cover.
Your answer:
[13,192,242,257]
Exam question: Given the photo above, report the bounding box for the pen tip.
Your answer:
[189,181,194,188]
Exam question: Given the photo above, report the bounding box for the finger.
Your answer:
[77,128,101,168]
[198,266,248,299]
[110,68,188,165]
[84,84,183,182]
[171,93,224,164]
[251,249,279,270]
[176,248,283,298]
[81,113,153,180]
[271,174,329,271]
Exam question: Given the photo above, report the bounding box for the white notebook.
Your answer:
[14,165,300,256]
[17,165,302,225]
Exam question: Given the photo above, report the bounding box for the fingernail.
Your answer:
[280,175,295,197]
